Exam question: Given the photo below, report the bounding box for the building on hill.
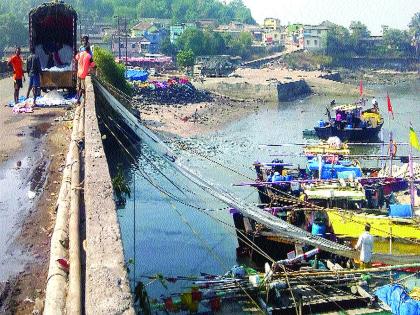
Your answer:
[215,21,257,39]
[131,19,169,37]
[79,21,113,38]
[302,23,330,50]
[359,36,384,48]
[285,24,303,46]
[245,25,264,43]
[129,21,169,54]
[263,18,281,31]
[131,21,156,38]
[196,19,218,29]
[112,35,143,58]
[170,23,197,44]
[262,30,286,46]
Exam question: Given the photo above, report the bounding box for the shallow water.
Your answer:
[103,79,420,299]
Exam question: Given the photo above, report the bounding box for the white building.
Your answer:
[302,24,329,50]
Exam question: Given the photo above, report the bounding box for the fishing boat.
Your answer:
[251,159,420,240]
[313,103,384,141]
[303,136,350,156]
[150,259,420,314]
[327,163,420,240]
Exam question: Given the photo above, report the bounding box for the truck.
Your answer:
[29,1,78,91]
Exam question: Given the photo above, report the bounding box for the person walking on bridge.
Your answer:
[7,47,25,104]
[76,46,95,104]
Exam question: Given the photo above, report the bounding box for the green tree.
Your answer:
[226,0,255,24]
[176,48,195,68]
[322,24,351,56]
[94,47,131,94]
[228,32,253,58]
[203,30,226,55]
[0,14,28,53]
[160,35,177,56]
[349,21,370,55]
[137,0,171,19]
[96,0,114,18]
[349,21,370,39]
[382,28,413,57]
[176,28,205,55]
[171,0,195,23]
[409,12,420,36]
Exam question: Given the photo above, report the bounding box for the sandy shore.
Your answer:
[0,77,70,314]
[141,94,271,138]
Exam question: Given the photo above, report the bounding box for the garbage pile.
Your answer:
[10,90,77,114]
[132,77,212,105]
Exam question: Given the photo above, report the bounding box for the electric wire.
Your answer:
[99,106,364,313]
[95,77,410,314]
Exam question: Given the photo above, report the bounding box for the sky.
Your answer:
[241,0,420,35]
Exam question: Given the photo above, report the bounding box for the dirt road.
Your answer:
[0,77,70,314]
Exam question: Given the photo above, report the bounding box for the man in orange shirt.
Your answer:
[75,45,95,104]
[7,47,25,104]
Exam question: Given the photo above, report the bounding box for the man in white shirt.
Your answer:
[355,223,374,268]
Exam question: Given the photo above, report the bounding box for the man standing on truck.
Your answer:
[76,46,95,104]
[26,47,42,106]
[7,47,25,104]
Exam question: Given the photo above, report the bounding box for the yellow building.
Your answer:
[264,18,281,31]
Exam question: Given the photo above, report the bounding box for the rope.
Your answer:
[102,123,372,314]
[99,108,366,313]
[96,88,358,255]
[164,136,420,245]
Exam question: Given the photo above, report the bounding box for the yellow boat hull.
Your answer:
[303,146,350,156]
[328,210,420,240]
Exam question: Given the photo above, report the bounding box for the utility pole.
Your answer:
[114,16,121,60]
[124,16,128,69]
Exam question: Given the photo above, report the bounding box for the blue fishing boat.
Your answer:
[313,103,384,141]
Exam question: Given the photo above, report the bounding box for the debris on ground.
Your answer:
[132,77,212,106]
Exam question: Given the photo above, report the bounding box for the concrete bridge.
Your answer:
[42,77,135,314]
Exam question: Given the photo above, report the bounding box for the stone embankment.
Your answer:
[194,67,360,102]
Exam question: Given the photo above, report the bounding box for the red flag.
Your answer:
[387,93,394,119]
[359,80,363,96]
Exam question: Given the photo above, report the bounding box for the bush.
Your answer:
[176,49,195,68]
[94,47,132,95]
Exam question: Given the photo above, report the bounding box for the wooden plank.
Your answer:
[243,217,253,234]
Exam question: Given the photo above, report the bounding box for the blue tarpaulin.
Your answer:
[375,284,420,315]
[125,69,148,82]
[389,204,412,218]
[306,159,363,179]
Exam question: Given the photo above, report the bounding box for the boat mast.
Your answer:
[409,123,415,216]
[387,96,393,176]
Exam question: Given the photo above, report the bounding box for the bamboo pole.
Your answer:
[273,263,420,279]
[66,134,81,314]
[44,105,81,315]
[77,105,85,141]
